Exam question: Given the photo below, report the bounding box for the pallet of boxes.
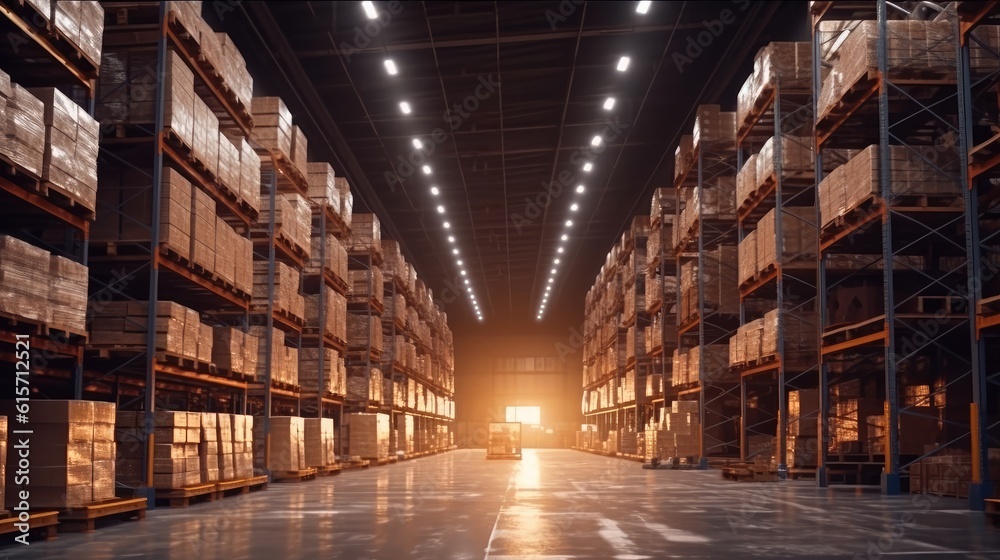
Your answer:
[0,401,145,534]
[254,416,315,482]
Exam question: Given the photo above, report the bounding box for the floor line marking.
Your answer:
[483,464,519,560]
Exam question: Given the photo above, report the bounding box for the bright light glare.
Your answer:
[583,163,593,172]
[422,165,432,175]
[412,138,423,149]
[444,222,451,228]
[448,236,455,242]
[362,1,377,19]
[591,135,602,147]
[576,185,585,194]
[384,59,398,75]
[561,234,568,241]
[617,56,631,72]
[461,270,467,276]
[571,204,579,211]
[437,205,445,213]
[565,220,573,227]
[603,97,615,110]
[452,248,459,255]
[636,1,651,14]
[399,101,411,114]
[557,247,564,253]
[430,186,439,195]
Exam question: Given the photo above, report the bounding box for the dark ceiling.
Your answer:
[213,1,808,337]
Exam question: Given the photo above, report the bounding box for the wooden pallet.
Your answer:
[314,464,342,476]
[215,475,269,497]
[341,459,370,471]
[0,511,59,542]
[271,468,317,483]
[58,498,147,533]
[155,482,218,508]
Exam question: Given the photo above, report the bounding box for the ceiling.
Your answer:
[214,1,808,336]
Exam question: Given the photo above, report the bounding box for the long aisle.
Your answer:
[12,450,1000,559]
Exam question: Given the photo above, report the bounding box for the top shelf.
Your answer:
[0,1,99,92]
[102,3,254,137]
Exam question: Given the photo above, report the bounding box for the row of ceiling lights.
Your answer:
[536,1,651,321]
[361,1,484,322]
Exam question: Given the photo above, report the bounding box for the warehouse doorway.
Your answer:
[506,406,560,448]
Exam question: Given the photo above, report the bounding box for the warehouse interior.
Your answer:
[2,0,1000,557]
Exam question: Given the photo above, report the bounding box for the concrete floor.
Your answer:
[8,449,1000,559]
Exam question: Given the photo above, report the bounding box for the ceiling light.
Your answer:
[437,205,445,213]
[444,222,451,228]
[464,279,470,285]
[399,101,411,114]
[557,247,564,253]
[448,236,455,242]
[561,234,568,241]
[551,268,557,274]
[452,248,459,255]
[636,1,651,14]
[461,270,467,276]
[565,220,573,227]
[548,278,554,283]
[546,286,552,291]
[422,165,432,175]
[583,163,593,172]
[555,258,561,264]
[430,186,439,195]
[571,204,579,211]
[576,185,585,194]
[617,56,631,72]
[457,260,463,266]
[412,138,423,149]
[384,59,398,75]
[362,1,378,19]
[591,135,602,147]
[604,97,616,111]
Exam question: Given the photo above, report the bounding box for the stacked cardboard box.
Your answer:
[254,416,305,473]
[380,240,405,282]
[673,135,694,183]
[251,97,293,160]
[737,42,812,132]
[305,287,347,342]
[747,435,776,463]
[679,245,739,322]
[761,309,818,370]
[114,410,144,488]
[309,233,349,287]
[232,414,254,479]
[29,87,100,212]
[209,32,253,111]
[306,162,342,215]
[4,401,115,508]
[248,326,291,385]
[346,413,390,460]
[689,344,734,383]
[755,206,817,272]
[755,135,813,189]
[298,348,346,395]
[253,261,305,322]
[736,153,759,210]
[200,412,220,483]
[260,193,312,259]
[89,301,208,361]
[0,80,45,179]
[661,400,701,458]
[290,126,309,180]
[347,313,383,352]
[818,21,955,124]
[349,267,384,307]
[52,1,104,66]
[397,414,414,454]
[0,236,69,328]
[150,411,201,489]
[217,413,235,481]
[788,389,819,438]
[304,418,336,468]
[349,213,382,258]
[334,177,354,230]
[692,105,737,151]
[738,230,758,287]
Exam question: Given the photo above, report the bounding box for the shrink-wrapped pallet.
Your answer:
[756,135,813,188]
[737,42,812,131]
[738,230,758,287]
[29,86,100,211]
[290,125,309,180]
[0,84,45,177]
[304,418,336,468]
[248,326,284,384]
[761,309,818,370]
[255,416,305,472]
[346,413,390,460]
[212,327,244,375]
[251,97,293,159]
[673,135,693,182]
[349,266,384,307]
[755,206,817,272]
[743,318,764,364]
[306,162,342,215]
[689,344,733,383]
[347,313,382,352]
[190,186,216,273]
[736,153,759,210]
[0,236,52,325]
[310,233,349,288]
[253,261,303,322]
[692,105,736,151]
[299,348,339,394]
[349,213,381,256]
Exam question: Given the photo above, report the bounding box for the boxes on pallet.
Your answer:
[284,346,299,389]
[290,126,309,180]
[743,318,764,364]
[737,42,812,132]
[306,162,342,215]
[254,416,305,473]
[761,309,817,370]
[334,177,354,230]
[756,135,813,189]
[738,230,757,287]
[251,97,293,158]
[303,418,335,468]
[4,400,117,508]
[818,21,955,125]
[216,413,235,481]
[249,326,285,384]
[673,135,693,182]
[349,267,384,306]
[200,412,219,483]
[0,83,45,178]
[0,236,56,326]
[755,206,817,272]
[52,1,104,65]
[349,213,381,256]
[692,105,736,151]
[309,233,349,287]
[346,413,390,460]
[689,344,733,383]
[347,313,383,352]
[28,87,100,212]
[253,261,304,321]
[736,153,758,210]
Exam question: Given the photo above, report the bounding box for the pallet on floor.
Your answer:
[0,511,59,542]
[271,468,317,482]
[155,482,218,508]
[215,475,269,497]
[341,459,370,470]
[314,464,342,476]
[58,498,147,533]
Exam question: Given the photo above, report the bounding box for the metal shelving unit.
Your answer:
[812,0,977,498]
[645,190,679,441]
[734,66,818,477]
[674,114,742,465]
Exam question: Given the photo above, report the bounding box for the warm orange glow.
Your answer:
[506,406,541,426]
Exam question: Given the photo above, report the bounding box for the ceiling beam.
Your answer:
[295,22,705,58]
